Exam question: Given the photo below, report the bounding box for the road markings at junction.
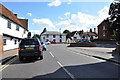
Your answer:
[49,52,55,58]
[49,51,76,80]
[0,57,17,71]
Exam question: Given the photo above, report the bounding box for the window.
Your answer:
[53,39,56,42]
[20,39,39,45]
[60,35,62,38]
[15,40,17,44]
[103,32,106,36]
[7,20,11,29]
[53,35,56,38]
[4,39,6,45]
[47,35,49,38]
[43,37,45,39]
[103,26,106,30]
[24,30,26,34]
[60,39,62,43]
[16,25,19,31]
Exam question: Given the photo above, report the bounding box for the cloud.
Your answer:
[64,12,71,16]
[48,0,62,6]
[27,13,32,16]
[97,6,109,23]
[33,18,55,29]
[66,0,72,4]
[57,6,109,32]
[58,16,64,20]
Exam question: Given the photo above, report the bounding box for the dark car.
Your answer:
[18,38,43,61]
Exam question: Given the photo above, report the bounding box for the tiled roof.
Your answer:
[43,31,66,35]
[0,3,28,31]
[80,32,98,36]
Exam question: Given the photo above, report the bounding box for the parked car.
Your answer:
[41,42,47,51]
[45,41,51,45]
[78,40,91,43]
[50,41,57,44]
[18,38,43,61]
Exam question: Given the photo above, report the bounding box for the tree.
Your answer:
[63,30,71,39]
[108,1,120,42]
[32,34,40,38]
[63,29,71,34]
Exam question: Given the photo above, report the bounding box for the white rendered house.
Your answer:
[41,31,66,43]
[0,4,28,51]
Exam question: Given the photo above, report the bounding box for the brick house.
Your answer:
[97,19,112,40]
[0,4,28,52]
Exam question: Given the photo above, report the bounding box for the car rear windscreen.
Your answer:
[20,39,39,45]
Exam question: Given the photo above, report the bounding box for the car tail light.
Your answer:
[18,48,20,51]
[39,46,42,50]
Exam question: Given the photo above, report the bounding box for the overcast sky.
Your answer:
[2,0,113,35]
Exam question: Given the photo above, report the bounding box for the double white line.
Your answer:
[0,57,17,71]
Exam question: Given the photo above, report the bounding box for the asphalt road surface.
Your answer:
[1,44,120,80]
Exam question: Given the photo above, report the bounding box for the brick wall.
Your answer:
[98,20,111,40]
[0,35,3,54]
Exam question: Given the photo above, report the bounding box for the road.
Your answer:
[1,44,119,80]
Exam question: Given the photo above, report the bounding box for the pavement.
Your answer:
[67,44,120,64]
[0,49,17,64]
[0,44,120,65]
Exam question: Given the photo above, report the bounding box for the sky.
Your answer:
[1,0,113,35]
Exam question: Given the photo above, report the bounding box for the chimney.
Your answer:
[94,28,96,33]
[14,14,17,17]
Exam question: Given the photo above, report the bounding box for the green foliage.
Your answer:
[32,34,40,38]
[63,30,71,34]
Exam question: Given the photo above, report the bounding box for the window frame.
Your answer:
[16,25,20,31]
[7,20,11,29]
[14,40,17,45]
[4,39,7,45]
[53,35,56,38]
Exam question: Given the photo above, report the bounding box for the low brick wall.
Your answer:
[0,35,3,54]
[116,44,120,53]
[70,42,96,47]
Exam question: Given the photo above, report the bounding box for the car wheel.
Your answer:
[40,56,43,60]
[19,56,23,61]
[39,52,43,60]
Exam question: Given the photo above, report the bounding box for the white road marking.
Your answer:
[49,52,55,58]
[57,61,76,80]
[0,56,17,71]
[49,51,76,80]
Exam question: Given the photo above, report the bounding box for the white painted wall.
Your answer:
[0,16,28,51]
[41,34,66,43]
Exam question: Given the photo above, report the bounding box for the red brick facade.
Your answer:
[97,20,112,40]
[0,35,3,54]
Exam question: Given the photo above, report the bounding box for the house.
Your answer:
[66,30,83,43]
[80,32,98,41]
[66,30,97,43]
[97,19,112,40]
[0,4,28,51]
[40,31,66,43]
